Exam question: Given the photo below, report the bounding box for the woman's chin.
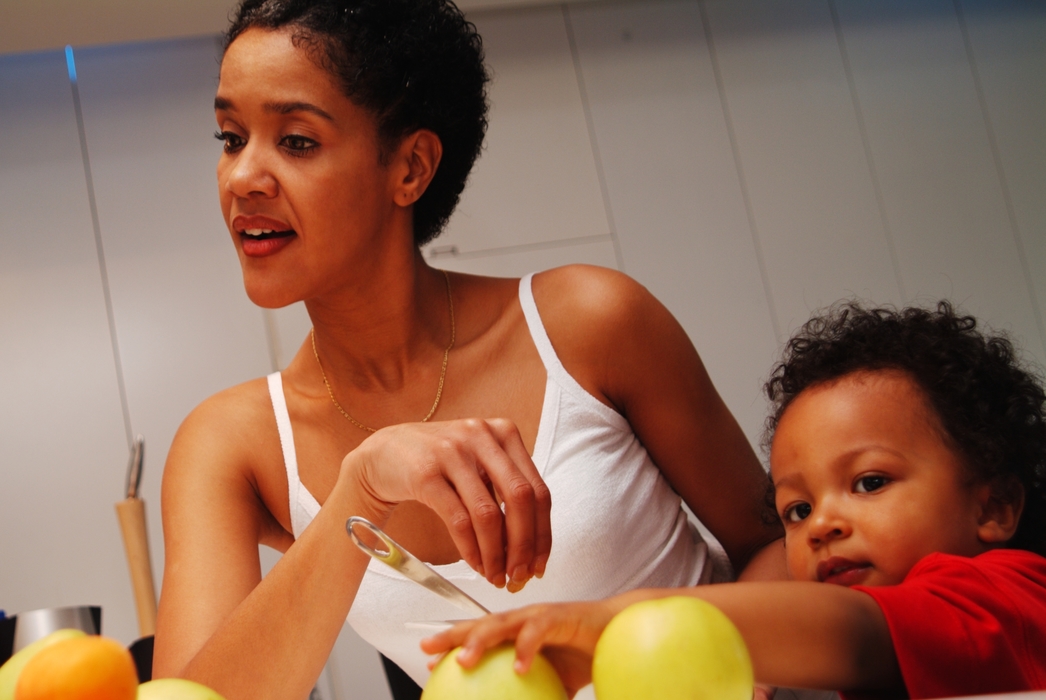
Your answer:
[242,278,305,310]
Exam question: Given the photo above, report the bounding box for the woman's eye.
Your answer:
[280,134,318,156]
[784,502,812,523]
[214,130,245,153]
[855,475,889,494]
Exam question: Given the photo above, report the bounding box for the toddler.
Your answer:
[423,302,1046,699]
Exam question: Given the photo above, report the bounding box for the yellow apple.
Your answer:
[137,678,227,700]
[592,596,753,700]
[422,643,567,700]
[0,629,87,700]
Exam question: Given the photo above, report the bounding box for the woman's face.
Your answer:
[215,27,402,307]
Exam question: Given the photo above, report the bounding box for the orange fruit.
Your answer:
[15,636,137,700]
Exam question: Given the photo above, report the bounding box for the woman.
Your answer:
[154,1,784,699]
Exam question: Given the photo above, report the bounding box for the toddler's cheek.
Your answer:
[784,543,814,581]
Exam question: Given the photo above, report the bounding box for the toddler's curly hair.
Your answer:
[764,301,1046,555]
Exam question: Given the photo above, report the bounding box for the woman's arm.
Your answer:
[155,391,381,700]
[156,391,551,700]
[534,267,782,574]
[422,583,902,695]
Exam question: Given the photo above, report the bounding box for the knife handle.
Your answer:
[115,498,158,637]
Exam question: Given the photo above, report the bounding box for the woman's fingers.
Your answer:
[417,473,486,575]
[431,421,514,585]
[351,418,551,587]
[488,419,553,585]
[420,419,548,588]
[466,421,536,587]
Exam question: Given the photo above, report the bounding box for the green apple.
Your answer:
[422,643,568,700]
[137,678,227,700]
[0,629,87,700]
[592,596,753,700]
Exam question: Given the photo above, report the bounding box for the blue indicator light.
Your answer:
[65,45,77,83]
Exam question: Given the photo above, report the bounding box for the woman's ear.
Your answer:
[976,478,1025,544]
[391,129,443,208]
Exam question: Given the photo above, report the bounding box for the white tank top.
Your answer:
[268,273,712,685]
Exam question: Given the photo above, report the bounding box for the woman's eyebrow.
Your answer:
[265,100,334,121]
[212,97,334,122]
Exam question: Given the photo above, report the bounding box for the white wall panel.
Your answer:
[0,51,131,637]
[958,0,1046,364]
[433,236,618,277]
[704,0,904,336]
[569,0,777,446]
[268,303,312,372]
[426,6,610,256]
[835,0,1045,363]
[72,39,271,646]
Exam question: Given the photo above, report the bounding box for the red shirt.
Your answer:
[845,549,1046,699]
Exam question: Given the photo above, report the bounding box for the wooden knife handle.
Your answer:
[115,498,158,637]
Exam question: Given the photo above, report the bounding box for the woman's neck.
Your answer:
[303,249,452,393]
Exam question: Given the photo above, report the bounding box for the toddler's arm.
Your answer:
[422,582,902,696]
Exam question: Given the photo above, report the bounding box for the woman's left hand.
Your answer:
[342,418,553,589]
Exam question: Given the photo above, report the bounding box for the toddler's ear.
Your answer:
[976,478,1025,544]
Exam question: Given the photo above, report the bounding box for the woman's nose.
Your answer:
[222,142,277,199]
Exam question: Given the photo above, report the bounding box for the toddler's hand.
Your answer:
[420,601,618,697]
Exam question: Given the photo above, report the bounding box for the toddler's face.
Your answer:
[770,370,991,587]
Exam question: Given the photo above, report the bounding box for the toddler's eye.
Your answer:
[784,502,812,523]
[214,130,245,154]
[855,475,889,493]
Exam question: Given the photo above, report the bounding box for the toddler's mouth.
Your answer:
[816,557,872,586]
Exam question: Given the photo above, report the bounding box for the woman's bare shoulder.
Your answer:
[528,265,665,404]
[535,263,648,315]
[176,377,274,447]
[163,376,290,546]
[165,377,280,489]
[531,265,656,345]
[450,265,645,333]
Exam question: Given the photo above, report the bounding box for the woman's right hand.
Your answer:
[341,418,553,590]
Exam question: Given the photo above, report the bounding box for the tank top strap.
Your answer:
[518,273,628,430]
[519,273,567,379]
[267,371,318,538]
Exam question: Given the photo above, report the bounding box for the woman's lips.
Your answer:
[232,214,296,258]
[240,229,296,257]
[816,557,872,586]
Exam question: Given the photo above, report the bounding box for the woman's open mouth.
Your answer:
[239,228,296,257]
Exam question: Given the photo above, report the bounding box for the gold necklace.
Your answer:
[311,269,455,433]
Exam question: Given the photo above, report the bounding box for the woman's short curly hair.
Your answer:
[225,0,489,246]
[764,301,1046,555]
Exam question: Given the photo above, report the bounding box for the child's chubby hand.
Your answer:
[420,600,621,698]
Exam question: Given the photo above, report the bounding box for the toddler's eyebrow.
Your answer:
[773,474,802,490]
